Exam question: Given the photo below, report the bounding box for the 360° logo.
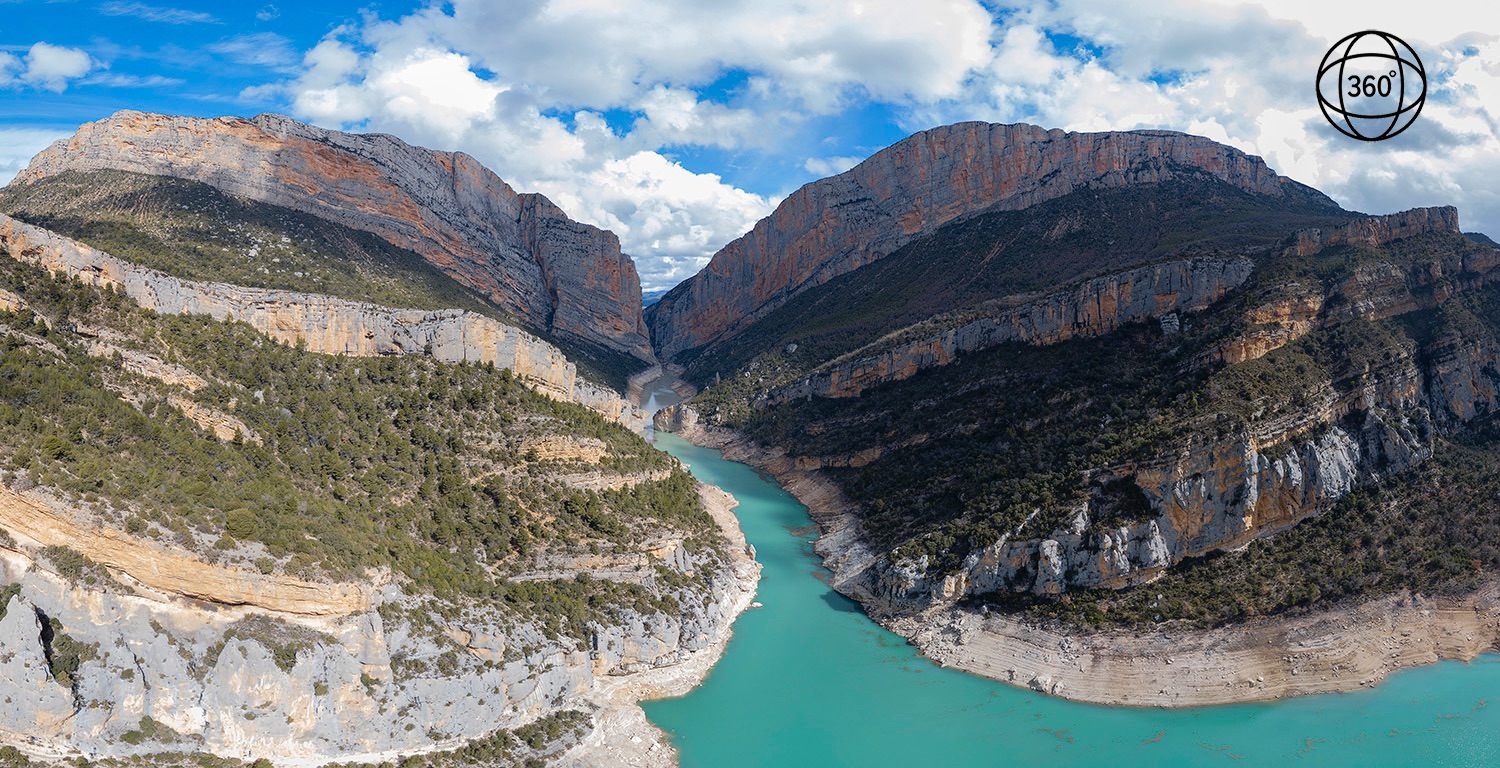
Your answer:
[1316,30,1426,141]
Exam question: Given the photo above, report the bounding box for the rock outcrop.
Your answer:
[852,246,1500,609]
[766,207,1470,404]
[769,256,1253,403]
[0,485,368,616]
[0,479,757,765]
[648,121,1323,360]
[13,111,653,364]
[0,213,644,429]
[660,212,1500,615]
[1284,206,1460,258]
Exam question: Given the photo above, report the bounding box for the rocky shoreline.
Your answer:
[656,402,1500,708]
[561,483,760,767]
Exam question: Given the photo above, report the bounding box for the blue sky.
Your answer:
[4,1,1500,291]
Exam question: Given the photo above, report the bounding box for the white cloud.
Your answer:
[803,156,864,177]
[412,0,996,110]
[0,51,19,84]
[209,33,298,70]
[0,128,71,186]
[270,0,1007,288]
[262,0,1500,291]
[927,1,1500,235]
[82,72,185,88]
[282,20,781,290]
[98,1,218,25]
[1,43,95,92]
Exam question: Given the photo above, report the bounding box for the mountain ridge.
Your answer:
[13,110,654,374]
[647,120,1339,362]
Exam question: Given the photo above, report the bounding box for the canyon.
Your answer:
[6,107,1500,766]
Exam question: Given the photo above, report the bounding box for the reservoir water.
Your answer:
[639,421,1500,766]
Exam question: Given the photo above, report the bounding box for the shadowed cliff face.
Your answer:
[12,110,654,369]
[647,121,1335,362]
[663,198,1500,617]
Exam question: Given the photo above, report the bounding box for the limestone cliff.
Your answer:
[663,209,1500,620]
[0,213,644,429]
[843,235,1500,609]
[648,121,1325,360]
[763,207,1466,404]
[0,480,757,765]
[769,256,1253,403]
[12,111,653,364]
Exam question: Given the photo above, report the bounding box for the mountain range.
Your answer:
[1,109,1499,764]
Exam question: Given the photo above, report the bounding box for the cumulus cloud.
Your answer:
[261,0,1500,290]
[920,1,1500,235]
[282,26,780,289]
[0,43,95,92]
[273,0,1009,289]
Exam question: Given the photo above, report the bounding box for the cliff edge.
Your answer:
[13,111,654,368]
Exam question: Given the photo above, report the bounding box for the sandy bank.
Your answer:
[661,405,1500,708]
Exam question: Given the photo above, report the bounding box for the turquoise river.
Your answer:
[639,428,1500,767]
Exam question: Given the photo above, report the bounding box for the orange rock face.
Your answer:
[13,111,653,366]
[647,121,1303,360]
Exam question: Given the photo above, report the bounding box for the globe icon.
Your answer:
[1317,30,1426,141]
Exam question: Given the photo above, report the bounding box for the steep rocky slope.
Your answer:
[0,213,640,427]
[12,111,653,374]
[656,119,1500,648]
[669,211,1500,622]
[647,121,1340,362]
[0,217,757,765]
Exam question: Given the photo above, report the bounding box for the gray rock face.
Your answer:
[0,524,752,763]
[647,121,1321,360]
[869,403,1434,608]
[0,595,75,737]
[0,213,643,429]
[12,111,653,364]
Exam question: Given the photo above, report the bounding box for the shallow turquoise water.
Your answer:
[642,432,1500,767]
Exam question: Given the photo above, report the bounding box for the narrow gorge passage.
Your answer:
[634,380,1500,767]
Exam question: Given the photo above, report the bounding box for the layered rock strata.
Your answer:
[0,477,757,764]
[769,256,1253,403]
[849,246,1500,609]
[648,121,1323,359]
[0,214,644,428]
[660,216,1500,612]
[13,111,652,363]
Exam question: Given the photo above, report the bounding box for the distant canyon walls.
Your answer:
[862,216,1500,611]
[770,207,1466,404]
[14,111,653,364]
[0,214,643,428]
[647,121,1322,360]
[770,256,1254,403]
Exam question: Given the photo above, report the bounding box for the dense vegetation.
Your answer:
[714,279,1430,571]
[674,174,1352,386]
[988,421,1500,629]
[0,254,712,625]
[0,169,642,390]
[687,186,1500,623]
